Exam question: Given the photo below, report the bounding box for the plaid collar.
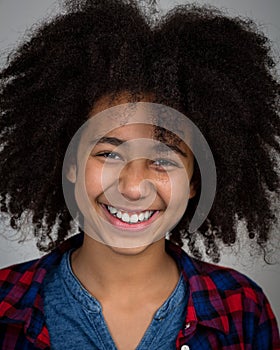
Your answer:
[166,241,230,335]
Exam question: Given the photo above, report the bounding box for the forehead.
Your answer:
[89,92,189,146]
[102,123,154,139]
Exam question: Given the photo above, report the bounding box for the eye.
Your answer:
[152,158,179,169]
[95,151,123,161]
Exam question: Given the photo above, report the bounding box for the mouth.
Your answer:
[100,203,160,229]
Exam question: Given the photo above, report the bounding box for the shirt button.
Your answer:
[181,346,190,350]
[185,322,191,329]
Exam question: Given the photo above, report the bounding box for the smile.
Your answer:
[105,205,155,224]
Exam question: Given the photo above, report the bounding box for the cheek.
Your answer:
[156,173,186,206]
[157,180,172,204]
[168,171,192,204]
[85,160,103,197]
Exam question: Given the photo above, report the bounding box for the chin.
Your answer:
[108,243,154,256]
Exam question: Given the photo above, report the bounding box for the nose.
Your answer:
[118,159,152,201]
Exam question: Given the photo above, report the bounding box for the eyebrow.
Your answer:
[94,136,188,157]
[153,143,188,157]
[94,137,124,147]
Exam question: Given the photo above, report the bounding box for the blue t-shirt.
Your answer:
[43,250,188,349]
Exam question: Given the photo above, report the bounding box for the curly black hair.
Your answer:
[0,0,279,262]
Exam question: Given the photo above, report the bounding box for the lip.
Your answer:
[100,203,161,231]
[101,203,157,214]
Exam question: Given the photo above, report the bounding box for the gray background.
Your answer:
[0,0,279,325]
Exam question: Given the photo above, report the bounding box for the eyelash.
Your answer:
[95,152,179,169]
[152,159,178,168]
[95,151,123,160]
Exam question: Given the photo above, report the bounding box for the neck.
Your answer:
[71,234,179,300]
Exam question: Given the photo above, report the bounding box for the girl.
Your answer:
[0,0,279,349]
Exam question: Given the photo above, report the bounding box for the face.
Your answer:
[67,93,196,253]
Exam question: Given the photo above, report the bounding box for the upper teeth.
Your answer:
[107,205,154,223]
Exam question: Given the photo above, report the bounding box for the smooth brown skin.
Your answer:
[70,92,195,350]
[71,237,179,350]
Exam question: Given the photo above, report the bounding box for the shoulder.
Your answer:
[186,251,267,308]
[0,233,83,307]
[0,256,51,310]
[167,240,276,321]
[0,233,83,300]
[0,256,54,349]
[167,240,261,293]
[190,256,280,346]
[0,248,59,286]
[0,247,62,313]
[191,257,270,315]
[192,256,261,294]
[168,241,280,347]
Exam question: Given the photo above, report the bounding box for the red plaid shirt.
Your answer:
[0,233,279,349]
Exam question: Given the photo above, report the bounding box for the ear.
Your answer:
[189,181,197,199]
[188,160,200,199]
[189,174,201,199]
[66,164,77,183]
